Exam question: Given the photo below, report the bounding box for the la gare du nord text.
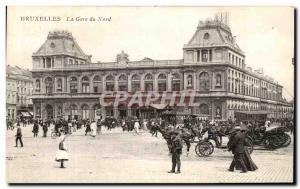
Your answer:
[20,16,111,22]
[100,91,204,107]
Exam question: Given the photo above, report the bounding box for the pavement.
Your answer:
[6,125,294,183]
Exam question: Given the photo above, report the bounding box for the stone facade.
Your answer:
[31,20,293,121]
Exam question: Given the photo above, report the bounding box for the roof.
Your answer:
[32,30,91,61]
[184,19,244,55]
[6,65,32,81]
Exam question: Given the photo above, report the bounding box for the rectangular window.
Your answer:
[209,49,212,61]
[132,83,140,92]
[158,83,167,91]
[106,83,114,91]
[145,83,153,91]
[201,50,208,62]
[94,86,98,93]
[197,50,200,62]
[69,59,73,65]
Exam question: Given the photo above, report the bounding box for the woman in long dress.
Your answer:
[90,120,97,137]
[55,133,69,168]
[134,120,140,135]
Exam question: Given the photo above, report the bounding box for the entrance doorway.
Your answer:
[45,104,54,119]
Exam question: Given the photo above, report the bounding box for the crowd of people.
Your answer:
[9,115,293,172]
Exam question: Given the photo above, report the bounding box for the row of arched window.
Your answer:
[35,71,218,94]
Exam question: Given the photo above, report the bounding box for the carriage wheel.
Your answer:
[264,136,277,150]
[282,133,291,147]
[245,136,254,154]
[195,142,213,157]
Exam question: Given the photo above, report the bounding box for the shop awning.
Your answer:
[150,104,168,110]
[21,112,31,117]
[29,112,33,116]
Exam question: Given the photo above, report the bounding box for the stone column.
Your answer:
[167,73,172,92]
[114,76,118,91]
[153,74,158,91]
[141,75,145,91]
[183,73,187,90]
[194,50,197,62]
[113,107,118,118]
[128,74,132,93]
[193,72,197,90]
[127,107,132,117]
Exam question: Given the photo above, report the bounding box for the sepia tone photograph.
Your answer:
[6,6,295,184]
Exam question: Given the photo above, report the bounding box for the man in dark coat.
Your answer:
[33,121,39,137]
[228,127,248,173]
[42,122,48,137]
[15,125,24,147]
[168,131,183,174]
[85,120,91,136]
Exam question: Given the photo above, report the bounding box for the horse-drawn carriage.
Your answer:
[250,123,291,149]
[161,110,256,157]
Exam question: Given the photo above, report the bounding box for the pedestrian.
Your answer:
[85,120,91,136]
[134,119,140,135]
[168,131,182,174]
[32,121,39,137]
[55,132,69,168]
[228,127,248,173]
[97,119,102,134]
[90,120,97,137]
[15,125,24,147]
[43,122,48,137]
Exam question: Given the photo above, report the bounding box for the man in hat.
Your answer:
[15,124,23,147]
[168,130,183,174]
[228,126,248,173]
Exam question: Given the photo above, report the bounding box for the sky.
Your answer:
[6,6,294,100]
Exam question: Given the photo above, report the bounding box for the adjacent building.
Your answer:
[6,65,33,120]
[30,16,293,121]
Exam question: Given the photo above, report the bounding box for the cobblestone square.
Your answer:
[6,126,294,183]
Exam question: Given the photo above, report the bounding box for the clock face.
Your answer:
[50,42,56,48]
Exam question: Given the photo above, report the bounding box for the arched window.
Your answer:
[57,78,62,92]
[187,74,193,89]
[45,77,53,94]
[82,104,90,120]
[172,73,181,91]
[144,73,153,91]
[93,75,102,93]
[158,73,167,91]
[105,75,114,91]
[36,105,41,117]
[216,74,222,87]
[93,104,101,121]
[118,74,127,91]
[45,104,53,119]
[57,106,63,117]
[35,79,40,92]
[70,104,78,118]
[216,106,222,117]
[199,72,210,91]
[131,74,140,92]
[81,76,90,93]
[70,77,78,93]
[200,104,209,115]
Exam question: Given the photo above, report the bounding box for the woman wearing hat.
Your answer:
[55,132,69,168]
